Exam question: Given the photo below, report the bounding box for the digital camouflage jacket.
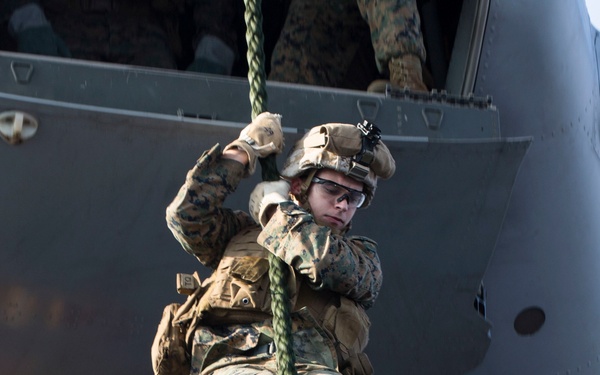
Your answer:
[165,144,382,374]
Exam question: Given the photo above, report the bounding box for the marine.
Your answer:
[268,0,427,91]
[154,113,396,374]
[1,0,238,73]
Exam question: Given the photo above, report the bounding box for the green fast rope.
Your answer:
[243,1,297,374]
[244,0,268,121]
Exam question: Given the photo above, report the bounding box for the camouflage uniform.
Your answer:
[269,0,426,87]
[1,0,238,70]
[166,144,382,374]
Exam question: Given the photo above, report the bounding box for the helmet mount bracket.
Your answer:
[348,120,381,181]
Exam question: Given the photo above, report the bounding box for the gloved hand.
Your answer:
[187,35,234,75]
[249,180,290,227]
[224,112,284,176]
[16,25,71,57]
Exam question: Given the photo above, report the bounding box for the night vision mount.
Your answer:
[348,120,382,181]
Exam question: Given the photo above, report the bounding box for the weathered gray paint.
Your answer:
[2,0,600,373]
[469,1,600,374]
[0,69,524,373]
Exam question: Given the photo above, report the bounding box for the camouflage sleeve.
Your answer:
[257,201,382,308]
[165,144,256,269]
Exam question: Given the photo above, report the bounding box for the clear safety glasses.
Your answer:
[311,177,366,208]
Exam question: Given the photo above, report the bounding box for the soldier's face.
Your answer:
[304,169,364,231]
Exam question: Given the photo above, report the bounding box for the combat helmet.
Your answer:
[281,121,395,208]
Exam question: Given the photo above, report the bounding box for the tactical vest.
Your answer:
[192,225,374,374]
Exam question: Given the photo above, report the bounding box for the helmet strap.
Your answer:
[290,169,317,212]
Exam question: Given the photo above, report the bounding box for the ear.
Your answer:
[289,177,303,196]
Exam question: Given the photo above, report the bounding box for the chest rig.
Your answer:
[187,225,372,370]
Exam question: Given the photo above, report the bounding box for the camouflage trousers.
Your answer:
[190,310,340,375]
[269,0,426,87]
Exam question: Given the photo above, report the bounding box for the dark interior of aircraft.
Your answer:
[0,0,465,91]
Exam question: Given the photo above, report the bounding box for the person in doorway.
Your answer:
[160,112,395,374]
[2,0,237,73]
[269,0,427,92]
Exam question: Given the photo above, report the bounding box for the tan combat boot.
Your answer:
[389,54,428,91]
[368,54,428,93]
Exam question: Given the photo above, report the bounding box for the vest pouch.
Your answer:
[229,256,271,309]
[151,303,191,375]
[199,255,273,324]
[195,227,299,325]
[152,273,206,375]
[340,352,374,375]
[322,296,371,372]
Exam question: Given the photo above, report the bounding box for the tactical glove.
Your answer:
[224,112,284,176]
[187,35,234,75]
[249,180,290,227]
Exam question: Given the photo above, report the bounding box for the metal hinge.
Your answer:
[0,111,38,145]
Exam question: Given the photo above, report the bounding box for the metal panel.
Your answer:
[366,136,530,374]
[0,91,528,374]
[0,52,499,140]
[470,0,600,374]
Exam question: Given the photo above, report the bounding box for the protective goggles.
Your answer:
[311,177,366,208]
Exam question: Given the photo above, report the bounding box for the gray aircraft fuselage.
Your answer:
[0,0,598,374]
